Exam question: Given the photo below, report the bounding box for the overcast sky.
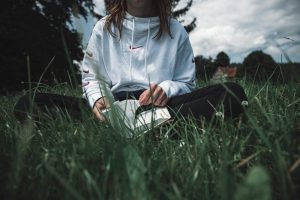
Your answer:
[74,0,300,63]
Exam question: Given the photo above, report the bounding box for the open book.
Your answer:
[102,99,171,133]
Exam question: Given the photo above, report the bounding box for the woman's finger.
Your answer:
[139,90,150,105]
[146,83,158,102]
[154,91,164,106]
[160,96,169,106]
[139,83,157,105]
[92,97,110,122]
[154,89,168,106]
[151,88,163,105]
[92,107,106,122]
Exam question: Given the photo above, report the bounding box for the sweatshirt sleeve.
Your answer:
[82,22,112,108]
[159,38,196,98]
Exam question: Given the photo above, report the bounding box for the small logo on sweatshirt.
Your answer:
[129,45,143,50]
[86,50,93,57]
[83,69,89,74]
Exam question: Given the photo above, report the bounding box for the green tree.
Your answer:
[0,0,95,93]
[242,50,279,81]
[215,51,230,67]
[194,55,217,81]
[172,0,197,33]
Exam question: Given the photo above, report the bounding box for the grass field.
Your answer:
[0,80,299,200]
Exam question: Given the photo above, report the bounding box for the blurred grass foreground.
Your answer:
[0,79,299,200]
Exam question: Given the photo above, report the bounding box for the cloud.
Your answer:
[93,0,106,16]
[188,0,300,62]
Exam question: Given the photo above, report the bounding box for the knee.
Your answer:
[13,94,31,122]
[223,82,247,102]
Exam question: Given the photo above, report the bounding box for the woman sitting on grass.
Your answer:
[14,0,247,123]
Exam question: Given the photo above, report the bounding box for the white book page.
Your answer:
[135,107,171,128]
[102,100,171,132]
[114,100,140,129]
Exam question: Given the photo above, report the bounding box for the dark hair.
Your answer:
[105,0,172,39]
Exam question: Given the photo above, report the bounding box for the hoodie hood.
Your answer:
[123,12,160,34]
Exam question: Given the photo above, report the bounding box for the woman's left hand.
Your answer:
[139,83,169,106]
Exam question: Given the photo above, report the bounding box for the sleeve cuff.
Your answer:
[159,80,193,98]
[87,92,103,108]
[159,81,173,98]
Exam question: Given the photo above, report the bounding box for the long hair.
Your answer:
[104,0,172,39]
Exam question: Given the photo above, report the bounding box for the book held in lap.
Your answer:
[102,99,171,133]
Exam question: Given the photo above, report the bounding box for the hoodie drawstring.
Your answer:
[145,18,151,79]
[129,17,135,82]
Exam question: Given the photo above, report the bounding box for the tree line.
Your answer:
[195,51,300,83]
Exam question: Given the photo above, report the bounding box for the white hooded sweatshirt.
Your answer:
[82,13,196,108]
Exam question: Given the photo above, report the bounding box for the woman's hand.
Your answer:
[139,83,169,106]
[93,97,110,122]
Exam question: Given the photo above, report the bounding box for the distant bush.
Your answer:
[215,51,230,67]
[241,51,281,82]
[238,50,300,82]
[194,55,217,81]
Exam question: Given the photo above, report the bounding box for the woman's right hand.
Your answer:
[139,83,169,107]
[93,97,110,122]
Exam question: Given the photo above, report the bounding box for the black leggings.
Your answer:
[14,82,247,122]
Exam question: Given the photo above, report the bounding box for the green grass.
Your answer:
[0,80,299,200]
